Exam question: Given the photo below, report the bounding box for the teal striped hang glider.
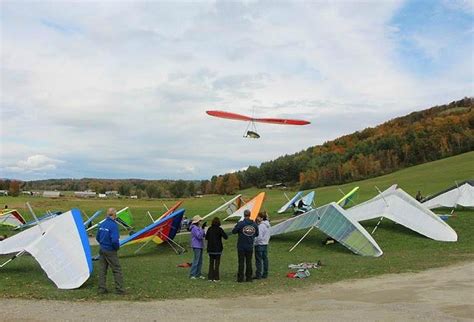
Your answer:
[270,202,383,257]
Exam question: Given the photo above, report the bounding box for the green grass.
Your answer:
[0,151,473,301]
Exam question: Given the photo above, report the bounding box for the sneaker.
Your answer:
[190,276,197,280]
[198,276,206,280]
[213,280,220,283]
[115,289,126,295]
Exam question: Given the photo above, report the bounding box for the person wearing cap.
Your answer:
[232,209,259,282]
[96,207,125,294]
[189,215,206,279]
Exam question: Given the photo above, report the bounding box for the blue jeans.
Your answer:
[255,245,268,278]
[190,248,203,277]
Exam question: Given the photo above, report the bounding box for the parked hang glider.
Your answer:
[87,207,133,232]
[346,185,458,242]
[120,209,185,254]
[224,192,265,221]
[0,208,92,289]
[278,191,304,213]
[422,180,474,209]
[270,202,383,257]
[201,195,242,221]
[0,209,26,228]
[14,210,62,230]
[206,110,311,138]
[82,210,102,229]
[152,201,183,222]
[336,186,359,208]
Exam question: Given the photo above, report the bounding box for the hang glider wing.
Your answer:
[14,211,62,230]
[252,117,311,125]
[277,191,303,213]
[201,195,242,220]
[301,191,315,206]
[224,192,265,221]
[156,201,183,222]
[206,110,310,126]
[422,180,474,209]
[346,185,457,242]
[120,209,185,247]
[206,110,253,122]
[87,206,133,232]
[0,209,92,289]
[83,210,102,228]
[270,202,383,257]
[0,209,26,227]
[337,187,359,208]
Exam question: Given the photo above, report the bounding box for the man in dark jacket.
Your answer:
[96,208,124,294]
[232,210,259,282]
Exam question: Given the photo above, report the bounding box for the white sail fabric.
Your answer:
[423,181,474,209]
[271,202,383,257]
[277,191,303,213]
[0,209,93,289]
[346,185,457,242]
[201,194,242,220]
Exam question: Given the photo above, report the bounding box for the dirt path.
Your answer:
[1,262,473,321]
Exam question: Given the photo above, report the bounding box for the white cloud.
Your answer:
[6,155,64,173]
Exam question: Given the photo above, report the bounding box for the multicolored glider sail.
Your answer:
[224,192,265,221]
[120,209,185,247]
[0,209,92,289]
[155,201,183,222]
[0,209,26,227]
[270,202,383,257]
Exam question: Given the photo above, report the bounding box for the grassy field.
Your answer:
[0,151,473,301]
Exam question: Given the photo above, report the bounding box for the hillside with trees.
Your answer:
[210,97,473,192]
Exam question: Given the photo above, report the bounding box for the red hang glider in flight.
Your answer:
[206,110,310,138]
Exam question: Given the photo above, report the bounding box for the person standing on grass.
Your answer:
[254,212,271,279]
[189,215,206,279]
[232,210,258,282]
[205,217,228,282]
[96,208,125,295]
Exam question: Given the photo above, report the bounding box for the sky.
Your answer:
[1,0,473,181]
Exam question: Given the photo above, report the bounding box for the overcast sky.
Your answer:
[1,0,473,181]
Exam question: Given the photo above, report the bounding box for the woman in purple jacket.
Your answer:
[189,215,206,279]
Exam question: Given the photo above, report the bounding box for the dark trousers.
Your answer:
[99,248,124,292]
[237,249,253,282]
[255,245,268,278]
[208,254,221,280]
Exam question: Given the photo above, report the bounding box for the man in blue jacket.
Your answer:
[232,210,259,282]
[96,208,124,294]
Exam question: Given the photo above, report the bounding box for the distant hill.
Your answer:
[211,97,473,191]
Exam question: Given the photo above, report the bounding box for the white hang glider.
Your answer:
[422,180,474,209]
[346,185,458,242]
[0,208,93,289]
[271,202,383,256]
[201,195,242,221]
